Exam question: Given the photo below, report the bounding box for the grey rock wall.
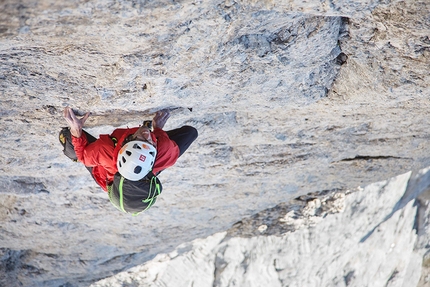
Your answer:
[90,168,430,287]
[0,0,429,286]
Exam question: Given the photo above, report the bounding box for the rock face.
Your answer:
[90,169,430,287]
[0,0,429,286]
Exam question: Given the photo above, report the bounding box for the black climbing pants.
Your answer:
[166,125,198,158]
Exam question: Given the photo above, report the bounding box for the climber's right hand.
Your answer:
[63,107,90,138]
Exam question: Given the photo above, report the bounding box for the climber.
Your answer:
[61,107,198,214]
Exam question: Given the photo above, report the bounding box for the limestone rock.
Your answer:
[90,169,430,287]
[0,0,429,286]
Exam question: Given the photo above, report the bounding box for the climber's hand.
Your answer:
[63,107,90,138]
[152,110,170,130]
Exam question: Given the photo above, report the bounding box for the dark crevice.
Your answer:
[344,270,355,286]
[336,155,407,162]
[385,269,399,287]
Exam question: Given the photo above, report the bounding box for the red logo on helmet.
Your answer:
[139,155,146,162]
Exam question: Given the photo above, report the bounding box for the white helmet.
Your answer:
[117,141,157,181]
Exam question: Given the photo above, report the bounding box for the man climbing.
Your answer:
[61,107,198,215]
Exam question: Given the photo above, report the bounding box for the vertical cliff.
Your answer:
[90,168,430,287]
[1,0,429,286]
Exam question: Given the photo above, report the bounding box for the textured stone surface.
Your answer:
[90,170,428,287]
[1,0,430,286]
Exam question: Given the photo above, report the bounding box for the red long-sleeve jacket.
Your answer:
[72,127,179,191]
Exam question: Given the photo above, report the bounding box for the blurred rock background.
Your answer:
[0,0,429,286]
[90,169,430,287]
